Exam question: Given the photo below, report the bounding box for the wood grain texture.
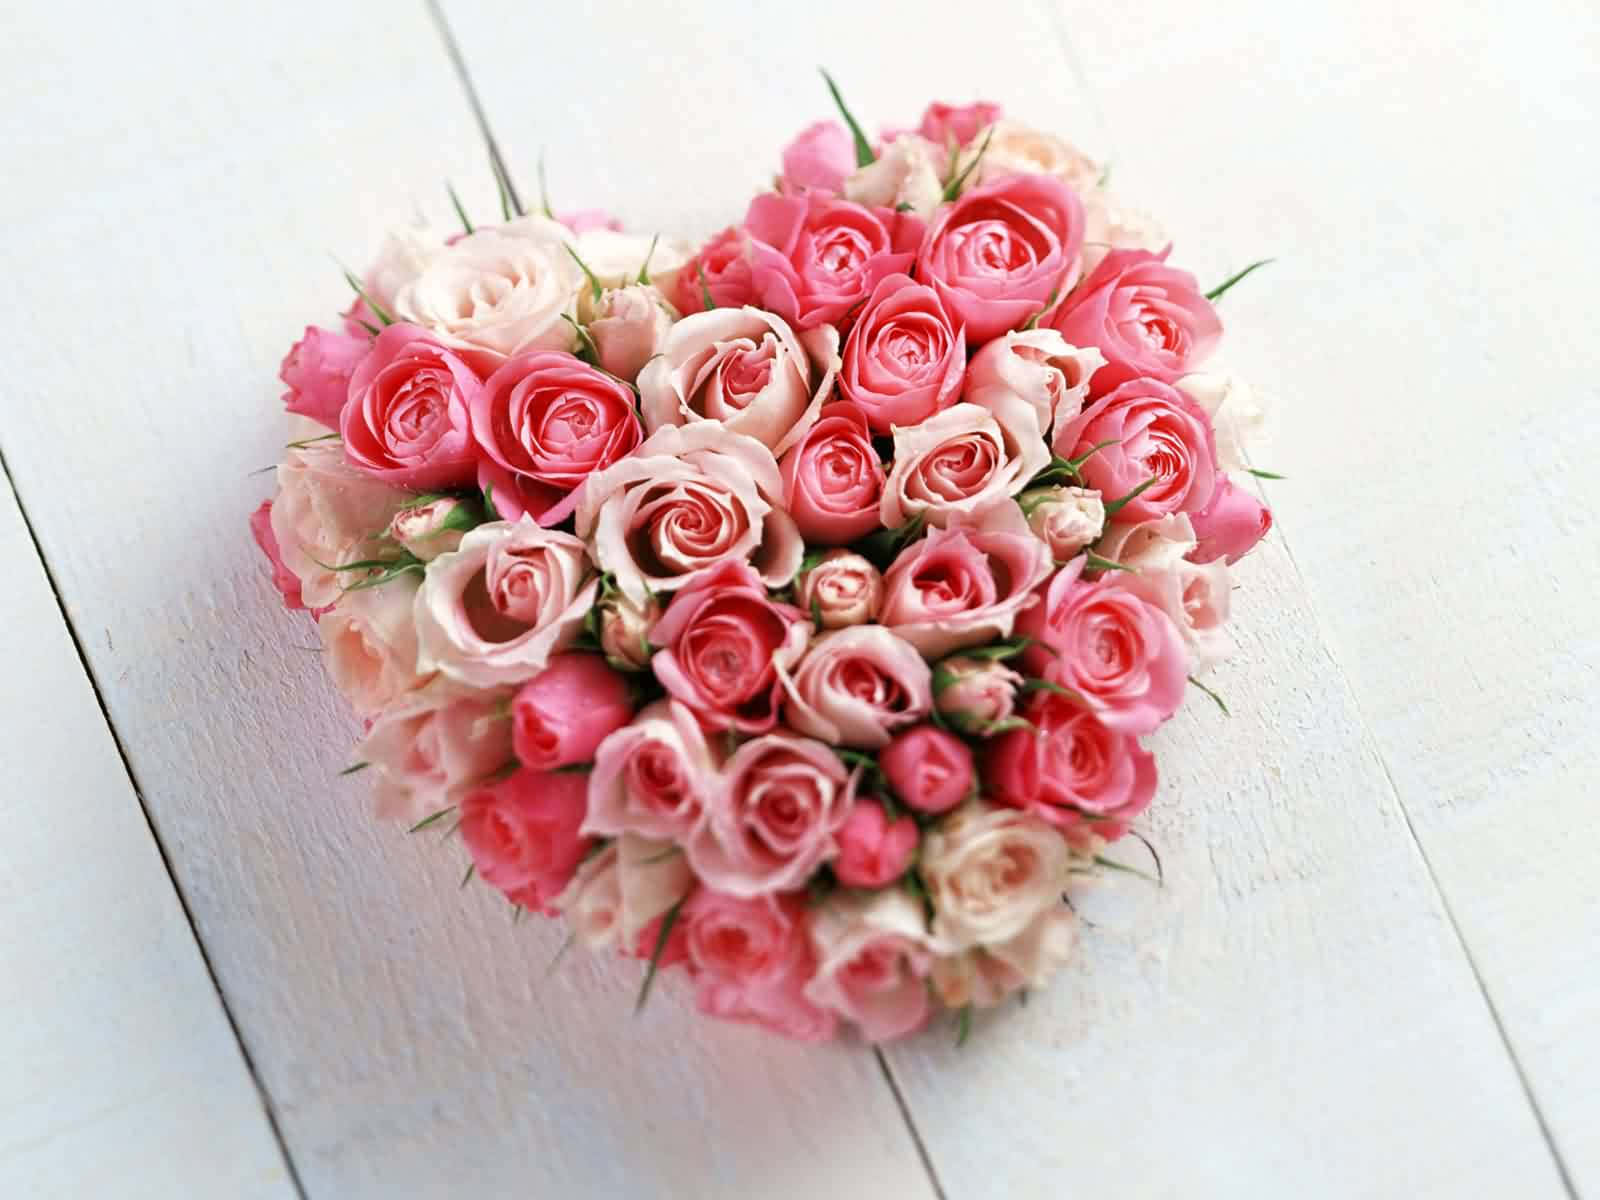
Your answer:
[0,3,932,1197]
[0,466,295,1198]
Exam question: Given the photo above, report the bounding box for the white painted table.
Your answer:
[2,2,1595,1196]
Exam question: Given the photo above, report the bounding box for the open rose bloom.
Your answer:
[252,85,1275,1044]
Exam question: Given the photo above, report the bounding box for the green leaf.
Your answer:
[819,69,875,167]
[340,267,394,326]
[962,636,1034,662]
[1084,551,1135,574]
[1205,257,1275,302]
[565,244,604,304]
[1102,475,1158,520]
[446,181,474,235]
[931,664,961,695]
[696,261,717,311]
[1188,674,1229,716]
[636,233,660,286]
[481,484,502,521]
[1245,467,1286,481]
[537,151,555,219]
[1067,438,1120,472]
[286,432,341,450]
[491,153,518,221]
[408,806,455,834]
[561,312,600,361]
[460,862,476,889]
[634,894,687,1015]
[941,125,994,203]
[954,1004,973,1047]
[342,560,426,592]
[339,761,370,777]
[1094,854,1161,885]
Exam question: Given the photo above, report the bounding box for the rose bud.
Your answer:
[833,802,920,889]
[587,284,675,384]
[779,120,855,194]
[597,590,662,672]
[1188,475,1272,565]
[387,496,479,561]
[797,550,883,628]
[934,656,1022,733]
[880,725,974,815]
[1020,486,1105,561]
[510,653,635,770]
[279,325,368,429]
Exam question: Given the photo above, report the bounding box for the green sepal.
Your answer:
[696,261,717,311]
[286,432,341,450]
[941,125,994,203]
[636,233,660,286]
[1083,551,1135,574]
[954,1004,973,1047]
[1245,467,1286,481]
[339,761,370,777]
[460,862,476,889]
[1101,476,1158,520]
[408,806,455,834]
[819,68,875,167]
[565,244,604,304]
[340,267,395,326]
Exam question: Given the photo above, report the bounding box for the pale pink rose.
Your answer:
[1054,377,1219,522]
[780,627,932,748]
[555,834,694,952]
[587,284,674,384]
[933,656,1022,733]
[558,209,624,234]
[805,890,934,1041]
[795,550,883,628]
[963,328,1105,444]
[510,653,634,770]
[357,691,514,825]
[780,120,855,193]
[1020,485,1104,560]
[1018,558,1188,734]
[1188,475,1272,564]
[880,505,1053,657]
[575,422,803,606]
[572,229,695,301]
[361,222,448,313]
[920,802,1073,950]
[269,442,412,610]
[833,803,919,888]
[673,225,758,315]
[249,500,306,611]
[341,324,480,489]
[880,725,973,814]
[1175,372,1269,474]
[584,699,719,842]
[639,307,832,455]
[1080,192,1167,274]
[650,560,810,734]
[1120,556,1233,671]
[986,691,1157,845]
[1050,247,1221,393]
[318,574,425,716]
[471,351,642,526]
[844,135,944,217]
[918,101,1003,149]
[959,119,1100,195]
[838,273,966,434]
[387,496,476,562]
[461,766,592,914]
[596,590,661,671]
[744,191,923,329]
[280,326,368,429]
[930,905,1077,1009]
[555,841,624,949]
[683,890,836,1041]
[688,732,855,896]
[777,402,886,544]
[1094,512,1197,573]
[917,174,1085,344]
[881,399,1051,529]
[413,518,597,689]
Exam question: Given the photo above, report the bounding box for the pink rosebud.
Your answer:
[248,499,305,611]
[917,100,1003,148]
[558,209,624,234]
[837,273,966,434]
[510,653,635,771]
[1020,485,1104,560]
[880,726,973,815]
[280,325,369,429]
[796,550,883,628]
[460,767,592,915]
[587,284,674,384]
[833,803,919,888]
[597,590,661,671]
[934,655,1022,732]
[1188,475,1271,564]
[780,120,856,193]
[387,496,476,561]
[778,402,886,544]
[341,323,481,489]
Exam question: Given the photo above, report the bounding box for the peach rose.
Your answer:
[596,589,660,671]
[920,802,1074,951]
[805,890,934,1042]
[356,691,514,825]
[1019,485,1104,561]
[583,699,719,843]
[881,399,1051,529]
[556,834,694,953]
[958,119,1101,196]
[930,905,1078,1009]
[318,574,425,716]
[1094,512,1197,573]
[780,627,932,748]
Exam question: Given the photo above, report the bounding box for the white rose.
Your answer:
[844,135,945,217]
[881,399,1051,529]
[1095,512,1197,572]
[318,574,425,715]
[363,222,448,312]
[964,328,1106,441]
[920,803,1074,951]
[1176,371,1269,473]
[1020,485,1105,560]
[587,284,675,384]
[929,905,1078,1009]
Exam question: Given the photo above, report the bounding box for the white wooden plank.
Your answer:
[0,466,296,1198]
[0,4,933,1198]
[441,1,1572,1195]
[1054,0,1599,1188]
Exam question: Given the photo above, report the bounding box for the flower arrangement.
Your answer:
[252,79,1274,1043]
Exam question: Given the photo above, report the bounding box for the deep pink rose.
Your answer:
[471,351,642,526]
[249,500,305,611]
[918,100,1003,148]
[744,191,923,329]
[780,627,933,749]
[1050,247,1221,393]
[1018,558,1187,734]
[649,560,810,734]
[833,803,919,888]
[583,700,718,843]
[558,209,623,234]
[917,174,1084,344]
[674,225,758,315]
[837,273,966,433]
[986,691,1157,845]
[280,325,368,429]
[780,120,856,193]
[683,890,836,1041]
[777,401,886,543]
[460,767,592,915]
[510,653,634,770]
[880,725,973,814]
[1189,475,1272,564]
[341,323,480,488]
[805,891,933,1042]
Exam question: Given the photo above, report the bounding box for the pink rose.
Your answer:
[917,174,1085,344]
[963,328,1105,443]
[920,803,1073,950]
[414,518,598,688]
[777,401,886,544]
[688,732,855,896]
[460,767,592,915]
[833,803,919,888]
[880,725,973,815]
[1094,511,1197,573]
[683,890,836,1041]
[576,422,803,606]
[880,399,1051,529]
[249,500,306,611]
[471,351,642,526]
[795,549,883,628]
[510,653,634,770]
[639,307,833,455]
[933,655,1022,733]
[279,325,368,429]
[1118,555,1233,670]
[918,100,1003,148]
[1050,247,1221,393]
[1018,558,1187,734]
[779,120,856,193]
[357,692,514,825]
[318,575,425,716]
[744,191,923,329]
[596,590,661,671]
[986,691,1157,845]
[558,209,624,234]
[806,891,933,1042]
[880,506,1052,658]
[1020,485,1105,560]
[780,627,932,748]
[673,225,757,315]
[587,284,673,384]
[1054,377,1219,522]
[1188,475,1272,564]
[837,273,966,433]
[339,323,480,489]
[649,559,809,734]
[584,699,719,842]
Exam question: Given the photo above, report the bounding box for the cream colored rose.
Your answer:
[587,284,675,383]
[1121,557,1234,671]
[572,229,694,301]
[1176,370,1269,473]
[1020,485,1105,560]
[964,328,1106,441]
[929,905,1078,1009]
[318,574,425,715]
[1095,512,1197,572]
[363,222,448,312]
[920,803,1075,951]
[960,119,1101,195]
[844,134,945,217]
[556,834,693,952]
[881,399,1051,529]
[1082,192,1168,274]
